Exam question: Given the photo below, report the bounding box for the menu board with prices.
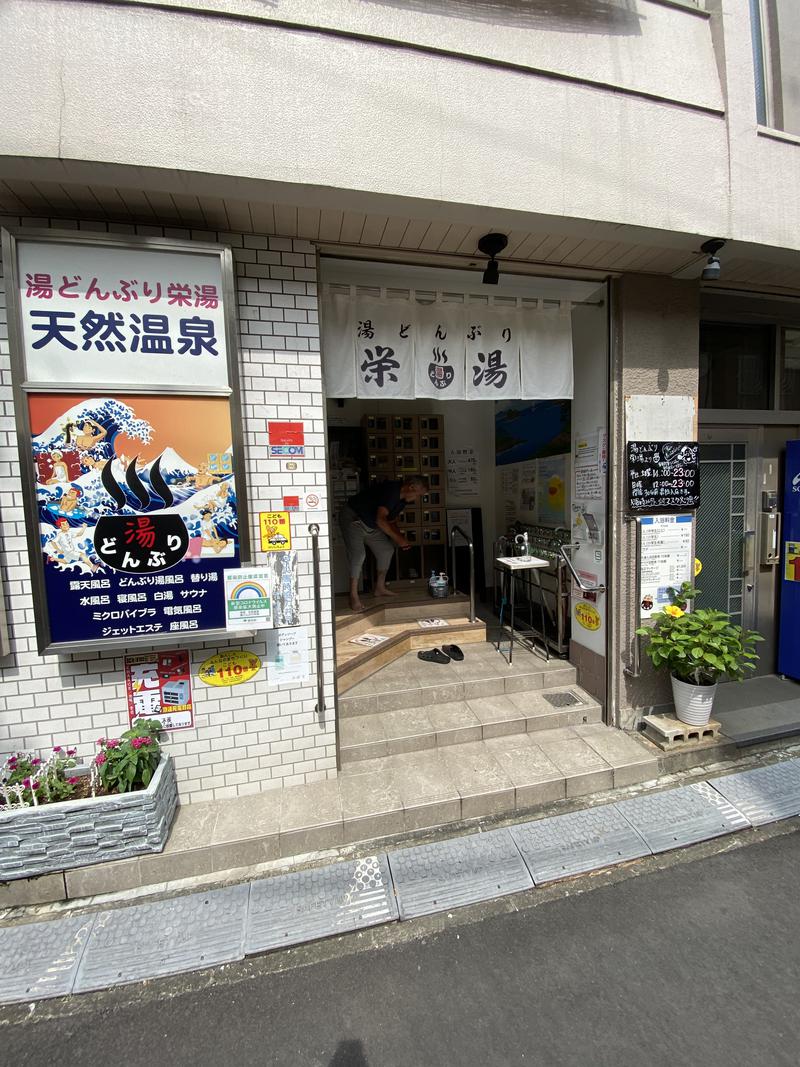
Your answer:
[627,441,700,515]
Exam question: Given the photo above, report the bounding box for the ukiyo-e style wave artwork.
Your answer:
[29,393,241,644]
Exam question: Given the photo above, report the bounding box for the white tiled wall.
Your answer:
[0,217,337,803]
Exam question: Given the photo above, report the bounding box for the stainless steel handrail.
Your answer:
[308,524,326,725]
[558,542,607,594]
[450,525,476,623]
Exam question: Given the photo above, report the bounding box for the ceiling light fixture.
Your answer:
[700,238,726,281]
[478,232,508,285]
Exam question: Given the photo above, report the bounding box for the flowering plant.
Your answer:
[93,719,162,795]
[0,745,80,808]
[636,582,762,687]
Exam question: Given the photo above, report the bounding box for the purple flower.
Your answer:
[31,758,42,767]
[66,748,77,757]
[53,745,63,753]
[7,757,17,768]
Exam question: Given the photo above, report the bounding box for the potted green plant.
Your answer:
[635,583,763,726]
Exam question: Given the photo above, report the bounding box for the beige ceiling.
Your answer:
[1,174,798,295]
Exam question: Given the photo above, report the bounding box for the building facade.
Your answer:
[1,0,799,806]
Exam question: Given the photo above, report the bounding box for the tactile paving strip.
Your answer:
[246,855,398,953]
[0,914,95,1003]
[387,829,532,919]
[73,883,248,993]
[615,782,750,853]
[510,804,650,884]
[707,758,800,826]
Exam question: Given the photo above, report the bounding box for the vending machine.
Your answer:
[778,439,800,680]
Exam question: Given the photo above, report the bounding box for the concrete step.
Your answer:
[339,644,577,716]
[335,591,471,642]
[337,618,487,693]
[339,686,602,763]
[28,724,661,905]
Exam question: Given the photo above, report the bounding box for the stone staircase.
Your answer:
[335,588,486,692]
[337,642,660,827]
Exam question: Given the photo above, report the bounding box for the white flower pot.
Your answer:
[671,674,717,726]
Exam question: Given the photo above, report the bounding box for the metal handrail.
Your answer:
[558,542,607,594]
[308,524,326,725]
[450,525,476,623]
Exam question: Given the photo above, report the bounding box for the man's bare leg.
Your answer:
[349,577,365,612]
[374,570,398,597]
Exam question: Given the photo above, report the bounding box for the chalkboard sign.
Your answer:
[626,441,700,514]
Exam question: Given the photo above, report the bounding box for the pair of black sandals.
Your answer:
[417,644,464,664]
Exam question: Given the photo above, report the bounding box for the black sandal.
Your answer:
[442,644,464,662]
[417,648,451,664]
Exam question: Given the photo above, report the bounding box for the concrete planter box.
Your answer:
[0,755,177,881]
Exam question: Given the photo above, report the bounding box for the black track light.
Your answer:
[478,232,508,285]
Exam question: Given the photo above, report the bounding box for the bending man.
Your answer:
[340,475,429,612]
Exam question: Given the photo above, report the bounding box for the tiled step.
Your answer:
[337,618,487,693]
[339,644,577,716]
[340,686,602,763]
[340,724,661,828]
[44,723,661,903]
[335,592,471,642]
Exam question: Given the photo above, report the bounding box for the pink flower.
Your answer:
[95,753,107,766]
[105,739,120,749]
[53,746,63,753]
[96,738,105,746]
[31,758,42,767]
[131,737,146,749]
[7,757,17,768]
[21,777,31,788]
[67,777,80,785]
[67,748,77,757]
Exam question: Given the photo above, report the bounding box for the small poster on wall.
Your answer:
[223,567,273,631]
[265,626,310,686]
[639,515,694,619]
[124,650,194,730]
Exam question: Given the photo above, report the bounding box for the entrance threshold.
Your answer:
[712,675,800,746]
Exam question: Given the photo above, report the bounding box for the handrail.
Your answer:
[308,524,326,726]
[558,542,607,594]
[450,525,476,623]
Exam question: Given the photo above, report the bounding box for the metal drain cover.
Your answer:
[542,691,583,708]
[615,782,750,854]
[510,804,649,884]
[388,829,532,919]
[707,759,800,826]
[246,855,397,954]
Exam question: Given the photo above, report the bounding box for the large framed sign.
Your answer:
[2,229,250,654]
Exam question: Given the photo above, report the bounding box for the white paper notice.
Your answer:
[639,515,693,619]
[223,568,273,631]
[265,626,310,686]
[447,446,480,498]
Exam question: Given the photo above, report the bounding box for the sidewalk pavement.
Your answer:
[1,748,799,1006]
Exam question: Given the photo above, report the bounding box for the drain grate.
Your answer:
[542,690,583,708]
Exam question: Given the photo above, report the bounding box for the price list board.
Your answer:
[626,441,700,515]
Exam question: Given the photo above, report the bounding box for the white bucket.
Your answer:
[671,674,717,726]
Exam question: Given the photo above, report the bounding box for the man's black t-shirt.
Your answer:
[347,480,407,528]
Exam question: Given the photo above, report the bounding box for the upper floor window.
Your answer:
[752,0,800,136]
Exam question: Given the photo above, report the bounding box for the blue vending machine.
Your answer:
[778,439,800,680]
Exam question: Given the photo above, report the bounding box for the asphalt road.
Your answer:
[4,826,800,1067]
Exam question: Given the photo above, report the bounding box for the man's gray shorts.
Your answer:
[339,505,395,579]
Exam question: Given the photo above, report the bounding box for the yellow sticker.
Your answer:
[786,542,800,583]
[198,649,262,687]
[574,602,601,631]
[694,557,702,577]
[259,511,292,552]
